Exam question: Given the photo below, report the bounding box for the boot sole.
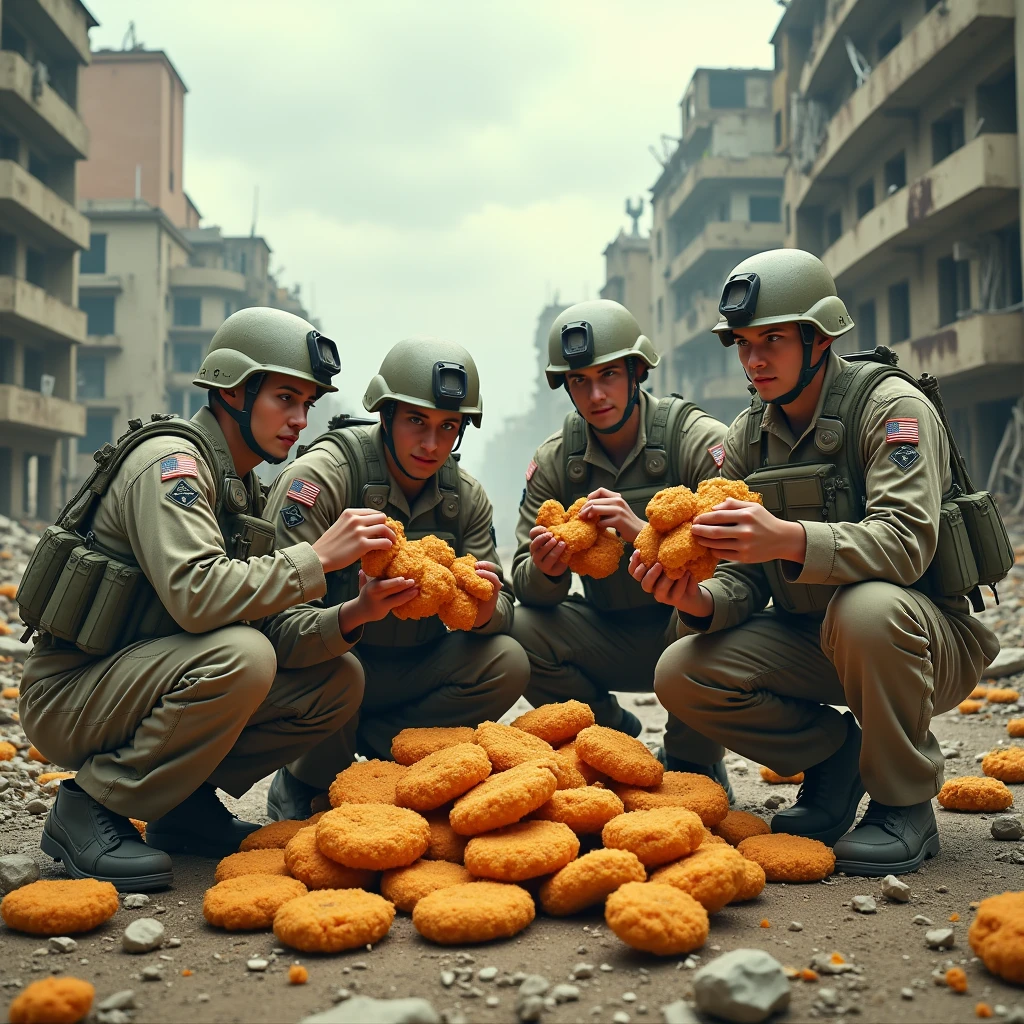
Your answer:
[834,830,941,877]
[144,830,245,859]
[40,830,173,893]
[771,784,866,848]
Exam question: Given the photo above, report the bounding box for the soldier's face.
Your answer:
[387,401,464,478]
[732,323,831,402]
[247,373,318,460]
[566,359,631,429]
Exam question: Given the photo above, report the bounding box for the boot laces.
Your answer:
[92,803,139,847]
[859,799,901,831]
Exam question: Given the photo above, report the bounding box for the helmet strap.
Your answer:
[380,401,430,482]
[764,324,830,406]
[451,417,470,454]
[213,373,284,465]
[563,356,642,435]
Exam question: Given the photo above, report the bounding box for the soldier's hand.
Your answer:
[576,487,644,543]
[627,550,713,618]
[312,508,397,575]
[691,498,806,564]
[338,571,418,633]
[471,561,503,628]
[528,525,569,577]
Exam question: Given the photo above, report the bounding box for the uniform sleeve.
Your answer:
[510,436,573,607]
[678,410,729,486]
[459,473,515,635]
[119,449,327,633]
[786,390,947,588]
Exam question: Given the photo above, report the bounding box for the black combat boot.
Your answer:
[833,799,940,876]
[41,780,172,892]
[664,754,735,805]
[266,767,327,822]
[770,712,864,846]
[146,783,261,857]
[616,709,644,738]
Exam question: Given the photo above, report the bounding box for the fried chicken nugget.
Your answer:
[1,879,118,935]
[328,759,409,807]
[646,486,700,532]
[982,746,1024,784]
[464,820,580,882]
[602,807,704,868]
[392,727,477,766]
[8,976,94,1024]
[515,701,596,745]
[634,523,662,569]
[449,759,558,836]
[959,699,985,715]
[649,844,746,913]
[1008,719,1024,738]
[938,776,1014,812]
[474,721,553,771]
[202,875,308,931]
[542,752,589,790]
[611,771,730,827]
[451,554,494,601]
[712,810,771,846]
[663,546,719,583]
[215,849,289,882]
[968,891,1024,985]
[390,542,458,620]
[422,809,469,864]
[536,499,568,529]
[0,740,16,761]
[412,881,535,944]
[284,827,377,891]
[420,535,456,567]
[551,516,599,557]
[734,858,767,903]
[569,530,624,579]
[657,523,702,573]
[970,684,991,699]
[736,834,835,883]
[696,477,761,511]
[988,688,1021,704]
[539,848,646,916]
[438,589,479,632]
[530,787,625,834]
[316,805,430,870]
[239,818,313,852]
[361,517,405,578]
[760,767,805,785]
[381,861,474,912]
[556,740,609,785]
[272,889,395,953]
[395,743,492,812]
[574,725,664,787]
[605,882,709,956]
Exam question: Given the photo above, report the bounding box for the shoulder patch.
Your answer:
[165,478,200,508]
[889,444,921,471]
[708,443,726,468]
[280,503,306,528]
[885,418,919,445]
[525,459,537,482]
[160,455,198,481]
[286,477,321,507]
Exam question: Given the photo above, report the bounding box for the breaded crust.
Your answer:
[422,808,469,863]
[734,858,767,902]
[712,810,771,846]
[316,805,430,870]
[449,760,558,836]
[239,818,310,852]
[1008,718,1024,738]
[215,849,289,882]
[611,771,729,827]
[273,889,395,953]
[361,517,405,578]
[736,834,835,883]
[938,775,1014,812]
[464,820,580,882]
[557,740,609,786]
[574,725,664,787]
[539,849,646,917]
[395,743,492,812]
[412,881,535,945]
[283,827,377,891]
[1,879,119,935]
[451,554,493,600]
[759,767,805,784]
[982,746,1024,784]
[601,807,704,868]
[530,787,625,834]
[649,845,747,913]
[968,890,1024,985]
[8,976,94,1024]
[988,688,1020,704]
[959,699,984,715]
[202,875,308,931]
[568,530,624,579]
[438,588,479,631]
[392,727,477,766]
[514,700,596,746]
[474,721,553,771]
[605,882,709,956]
[328,759,409,807]
[380,860,474,912]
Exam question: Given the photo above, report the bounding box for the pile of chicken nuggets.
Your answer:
[534,498,625,579]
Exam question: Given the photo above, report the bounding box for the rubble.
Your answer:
[121,918,165,953]
[693,949,791,1023]
[991,815,1024,841]
[300,997,441,1024]
[881,875,911,902]
[0,853,39,893]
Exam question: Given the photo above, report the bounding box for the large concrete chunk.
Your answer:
[300,997,441,1024]
[693,949,791,1024]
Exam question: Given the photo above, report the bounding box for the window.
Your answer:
[774,111,782,148]
[81,411,114,453]
[0,336,12,383]
[857,301,877,349]
[708,71,747,109]
[826,210,842,246]
[23,349,45,391]
[717,202,730,222]
[27,152,47,186]
[884,152,906,195]
[976,70,1017,135]
[877,23,901,60]
[1,22,26,56]
[937,255,971,325]
[657,296,664,329]
[80,295,115,336]
[0,133,18,161]
[749,196,781,223]
[76,352,105,399]
[172,342,203,373]
[25,249,45,288]
[888,281,911,342]
[173,297,201,326]
[80,234,107,275]
[239,252,247,275]
[656,231,662,260]
[932,109,965,164]
[856,179,875,219]
[0,234,14,277]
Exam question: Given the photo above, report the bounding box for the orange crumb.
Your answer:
[27,745,48,764]
[1,687,18,698]
[976,1004,993,1018]
[760,919,770,928]
[181,969,192,977]
[288,964,308,985]
[800,969,819,982]
[945,967,968,993]
[949,913,960,922]
[830,953,845,965]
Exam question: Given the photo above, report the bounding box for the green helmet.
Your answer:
[194,306,341,393]
[363,338,483,427]
[712,248,854,346]
[546,300,658,389]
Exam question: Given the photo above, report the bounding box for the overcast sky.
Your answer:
[86,0,781,476]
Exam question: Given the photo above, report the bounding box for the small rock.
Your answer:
[47,937,76,954]
[440,971,455,988]
[552,984,580,1003]
[612,1014,631,1024]
[992,815,1024,841]
[485,996,499,1008]
[661,1002,700,1024]
[819,988,839,1007]
[694,949,791,1023]
[787,922,803,932]
[634,695,657,706]
[516,995,545,1022]
[881,875,911,902]
[299,996,441,1023]
[247,958,269,972]
[518,975,550,998]
[478,967,498,982]
[600,963,614,972]
[925,928,955,950]
[122,918,165,954]
[983,646,1024,679]
[141,966,161,981]
[123,893,150,909]
[23,799,48,815]
[940,747,959,759]
[0,853,38,894]
[97,991,136,1012]
[572,963,595,980]
[809,953,856,976]
[851,896,876,914]
[911,915,933,926]
[167,938,180,948]
[97,1010,130,1024]
[764,795,786,810]
[900,988,914,1000]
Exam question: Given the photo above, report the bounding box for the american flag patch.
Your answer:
[708,443,726,468]
[160,455,198,481]
[885,418,919,445]
[526,459,537,482]
[287,477,321,507]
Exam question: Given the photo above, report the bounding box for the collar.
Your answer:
[760,349,845,451]
[581,389,654,477]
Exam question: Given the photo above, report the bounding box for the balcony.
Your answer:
[666,221,783,289]
[78,273,123,294]
[0,159,88,248]
[823,134,1019,288]
[24,0,95,65]
[794,0,1013,212]
[0,51,88,160]
[0,276,84,343]
[891,311,1023,382]
[79,332,121,350]
[665,154,788,223]
[170,265,247,294]
[0,382,85,436]
[673,295,722,350]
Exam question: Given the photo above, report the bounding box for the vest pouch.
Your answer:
[76,560,145,656]
[954,492,1014,588]
[745,463,838,523]
[927,501,979,597]
[226,514,276,560]
[15,526,81,629]
[39,547,109,642]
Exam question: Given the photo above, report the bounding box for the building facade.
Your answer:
[600,228,652,340]
[0,0,95,519]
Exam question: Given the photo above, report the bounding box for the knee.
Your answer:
[509,607,557,665]
[653,637,702,711]
[824,582,920,653]
[322,654,366,711]
[487,635,532,699]
[207,626,277,706]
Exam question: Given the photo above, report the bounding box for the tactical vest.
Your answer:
[737,347,1014,616]
[297,417,468,648]
[560,394,704,613]
[17,414,274,656]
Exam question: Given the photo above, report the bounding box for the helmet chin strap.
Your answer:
[563,357,642,435]
[380,402,468,481]
[764,324,830,406]
[214,373,285,465]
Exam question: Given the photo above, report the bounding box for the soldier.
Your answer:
[637,249,1001,875]
[510,299,733,789]
[16,308,387,890]
[262,338,529,820]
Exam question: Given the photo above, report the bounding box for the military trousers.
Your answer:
[511,598,725,764]
[19,624,364,820]
[654,581,992,806]
[287,631,530,782]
